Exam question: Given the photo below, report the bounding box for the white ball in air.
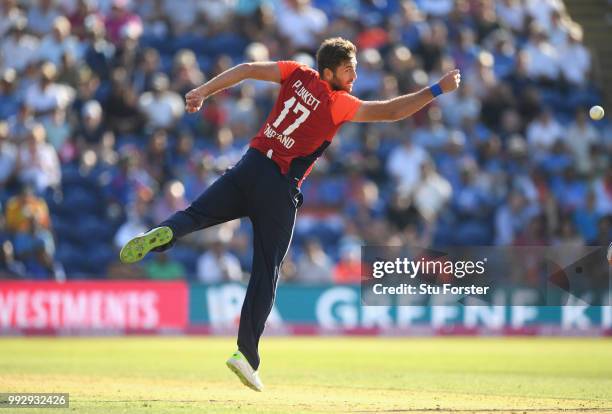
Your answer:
[589,105,604,121]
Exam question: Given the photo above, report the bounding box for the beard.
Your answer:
[329,75,348,92]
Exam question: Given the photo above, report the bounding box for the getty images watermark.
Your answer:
[361,246,611,306]
[371,256,489,296]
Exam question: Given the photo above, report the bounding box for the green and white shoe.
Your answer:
[119,226,174,264]
[226,351,264,392]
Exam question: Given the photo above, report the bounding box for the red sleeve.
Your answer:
[331,92,362,125]
[277,61,303,83]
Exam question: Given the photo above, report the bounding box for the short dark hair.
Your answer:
[315,37,356,76]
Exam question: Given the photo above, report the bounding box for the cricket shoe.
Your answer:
[226,351,264,392]
[119,226,173,264]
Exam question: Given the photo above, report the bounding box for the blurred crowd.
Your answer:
[0,0,610,283]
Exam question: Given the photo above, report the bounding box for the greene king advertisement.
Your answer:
[190,284,612,334]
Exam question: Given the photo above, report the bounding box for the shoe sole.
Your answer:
[226,360,262,392]
[119,226,173,264]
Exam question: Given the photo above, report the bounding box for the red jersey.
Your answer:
[250,61,362,185]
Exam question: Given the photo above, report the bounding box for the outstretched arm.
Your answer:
[351,70,461,122]
[185,62,281,113]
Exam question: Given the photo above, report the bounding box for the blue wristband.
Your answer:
[430,83,443,97]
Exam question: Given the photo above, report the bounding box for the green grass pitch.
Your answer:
[0,337,611,413]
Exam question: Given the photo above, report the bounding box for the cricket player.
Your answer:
[120,38,461,391]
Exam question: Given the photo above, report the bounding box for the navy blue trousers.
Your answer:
[159,148,301,370]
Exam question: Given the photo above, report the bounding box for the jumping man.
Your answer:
[120,37,461,391]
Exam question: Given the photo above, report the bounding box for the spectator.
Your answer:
[151,180,188,225]
[243,42,278,99]
[573,191,601,244]
[196,240,243,284]
[0,68,20,119]
[539,140,572,176]
[526,108,563,154]
[144,251,186,280]
[295,238,333,284]
[103,67,144,134]
[276,0,327,51]
[71,67,101,115]
[161,0,199,36]
[24,61,74,120]
[279,250,298,282]
[551,166,588,212]
[106,150,155,208]
[450,160,495,244]
[489,30,516,80]
[352,48,383,99]
[385,45,418,94]
[12,214,60,279]
[183,156,219,201]
[464,50,497,100]
[434,129,472,189]
[171,49,205,96]
[559,24,591,87]
[345,179,384,231]
[226,84,259,138]
[138,73,184,131]
[110,4,142,72]
[522,24,560,85]
[495,190,539,245]
[0,121,18,195]
[414,159,452,223]
[592,216,612,247]
[97,129,119,166]
[0,0,25,39]
[27,0,60,37]
[68,0,104,41]
[564,108,600,175]
[38,16,82,67]
[55,47,82,89]
[1,17,40,74]
[592,167,612,216]
[0,239,26,278]
[439,79,481,128]
[417,20,447,73]
[171,130,196,177]
[82,14,115,81]
[212,126,245,168]
[16,123,61,193]
[198,0,234,26]
[5,184,51,234]
[472,0,501,42]
[394,1,428,51]
[113,196,152,250]
[144,129,174,186]
[134,0,169,39]
[514,214,549,246]
[525,0,565,33]
[548,9,571,48]
[333,244,362,284]
[386,135,428,196]
[412,106,449,149]
[423,0,455,17]
[74,100,110,148]
[131,47,160,94]
[42,107,72,151]
[496,0,526,32]
[105,0,142,45]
